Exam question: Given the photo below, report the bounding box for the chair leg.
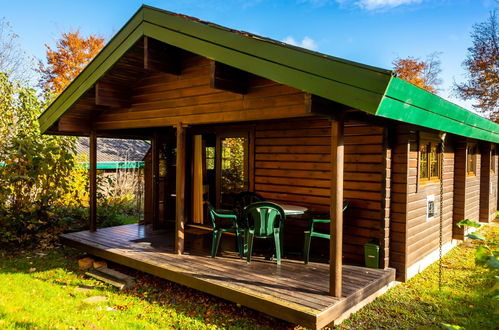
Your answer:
[303,231,312,264]
[236,230,244,259]
[246,230,254,264]
[211,230,223,258]
[279,225,285,258]
[274,229,281,265]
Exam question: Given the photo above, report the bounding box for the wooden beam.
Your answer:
[151,132,160,230]
[89,130,97,232]
[306,93,350,114]
[95,82,130,108]
[143,36,181,75]
[210,61,247,94]
[57,116,91,135]
[175,124,187,254]
[330,113,344,297]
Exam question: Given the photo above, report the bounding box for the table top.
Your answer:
[280,204,308,215]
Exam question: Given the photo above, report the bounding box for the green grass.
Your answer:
[0,224,497,329]
[0,248,290,329]
[338,223,499,329]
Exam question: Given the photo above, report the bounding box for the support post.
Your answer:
[151,132,159,229]
[330,113,344,297]
[175,124,187,254]
[89,130,97,233]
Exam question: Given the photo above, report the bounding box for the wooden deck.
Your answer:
[61,224,395,329]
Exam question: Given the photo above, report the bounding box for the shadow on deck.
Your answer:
[61,224,395,329]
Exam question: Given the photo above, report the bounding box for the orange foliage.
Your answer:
[39,30,104,95]
[393,54,441,94]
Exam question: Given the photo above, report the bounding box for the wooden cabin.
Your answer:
[39,6,499,328]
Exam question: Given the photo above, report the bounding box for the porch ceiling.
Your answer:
[38,5,499,143]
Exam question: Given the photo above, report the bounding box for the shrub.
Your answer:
[0,73,76,248]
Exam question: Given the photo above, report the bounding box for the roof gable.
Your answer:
[39,5,499,143]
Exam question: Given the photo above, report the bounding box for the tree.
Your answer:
[393,52,442,94]
[39,30,104,95]
[455,11,499,121]
[0,18,32,82]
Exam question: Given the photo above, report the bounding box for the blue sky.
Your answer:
[1,0,496,109]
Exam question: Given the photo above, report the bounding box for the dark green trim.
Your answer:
[38,5,499,143]
[377,77,499,143]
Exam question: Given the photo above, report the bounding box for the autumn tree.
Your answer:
[393,52,442,94]
[39,30,104,96]
[455,11,499,121]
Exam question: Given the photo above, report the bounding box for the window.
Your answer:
[205,146,215,170]
[467,143,477,176]
[420,141,442,182]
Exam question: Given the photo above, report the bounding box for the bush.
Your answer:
[0,73,77,248]
[0,74,143,249]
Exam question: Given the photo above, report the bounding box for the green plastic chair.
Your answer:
[243,201,285,265]
[303,201,349,264]
[207,203,244,259]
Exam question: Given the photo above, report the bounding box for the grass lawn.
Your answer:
[338,222,499,329]
[0,223,497,329]
[0,248,290,329]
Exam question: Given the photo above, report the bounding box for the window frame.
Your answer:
[466,143,478,176]
[418,136,443,184]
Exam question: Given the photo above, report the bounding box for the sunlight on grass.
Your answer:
[0,248,281,329]
[338,223,499,329]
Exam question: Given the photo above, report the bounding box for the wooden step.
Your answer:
[86,267,136,290]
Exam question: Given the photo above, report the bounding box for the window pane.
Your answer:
[420,145,428,179]
[221,137,247,194]
[430,144,439,178]
[205,147,215,170]
[467,144,476,175]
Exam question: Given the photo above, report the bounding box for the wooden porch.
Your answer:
[61,223,395,329]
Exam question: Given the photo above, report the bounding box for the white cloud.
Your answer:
[355,0,423,10]
[282,36,318,50]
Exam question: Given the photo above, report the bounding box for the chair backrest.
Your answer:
[206,203,218,228]
[243,201,285,237]
[206,203,234,229]
[233,192,265,210]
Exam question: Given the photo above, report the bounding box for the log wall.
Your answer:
[390,127,454,281]
[479,143,498,223]
[254,118,389,264]
[95,54,311,130]
[453,139,481,239]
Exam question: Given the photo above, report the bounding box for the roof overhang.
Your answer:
[38,5,499,143]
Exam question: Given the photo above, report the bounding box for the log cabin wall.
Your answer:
[405,131,454,279]
[479,143,498,223]
[95,53,311,130]
[453,138,481,239]
[253,118,390,265]
[390,127,454,281]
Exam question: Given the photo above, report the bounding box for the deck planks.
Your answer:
[61,224,395,329]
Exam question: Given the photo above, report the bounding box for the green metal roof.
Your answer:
[82,161,144,170]
[38,5,499,143]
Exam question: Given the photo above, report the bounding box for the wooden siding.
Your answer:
[453,139,481,239]
[93,54,311,130]
[253,118,389,264]
[479,142,498,223]
[405,132,454,272]
[390,128,455,281]
[389,126,410,281]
